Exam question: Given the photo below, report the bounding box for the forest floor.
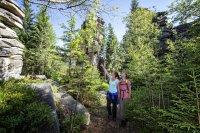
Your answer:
[82,106,135,133]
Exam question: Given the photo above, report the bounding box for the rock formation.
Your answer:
[156,12,193,55]
[0,0,24,81]
[54,87,91,125]
[30,83,60,133]
[82,16,105,67]
[30,82,91,131]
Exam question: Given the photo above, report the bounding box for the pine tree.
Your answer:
[60,14,78,78]
[157,1,200,132]
[17,0,36,75]
[124,8,160,86]
[18,4,58,77]
[105,23,119,71]
[123,7,163,131]
[159,72,200,132]
[130,0,139,12]
[17,0,35,47]
[30,7,57,77]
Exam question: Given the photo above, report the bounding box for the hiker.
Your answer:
[118,71,131,126]
[100,64,119,121]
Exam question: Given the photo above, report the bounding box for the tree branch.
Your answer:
[27,0,94,11]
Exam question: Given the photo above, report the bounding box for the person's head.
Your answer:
[121,71,128,79]
[111,71,119,79]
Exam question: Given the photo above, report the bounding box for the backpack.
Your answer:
[119,80,129,99]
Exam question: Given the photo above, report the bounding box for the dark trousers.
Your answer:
[107,94,117,118]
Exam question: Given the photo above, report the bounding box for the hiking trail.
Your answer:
[82,106,135,133]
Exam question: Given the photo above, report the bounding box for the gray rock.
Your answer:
[160,31,173,39]
[12,59,23,68]
[0,42,11,48]
[30,83,60,133]
[0,58,10,80]
[0,8,23,29]
[1,38,24,48]
[0,48,11,56]
[54,88,90,125]
[0,25,18,39]
[0,0,25,18]
[10,55,22,60]
[0,22,6,29]
[0,0,24,82]
[2,47,23,55]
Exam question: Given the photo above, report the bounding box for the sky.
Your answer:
[16,0,175,46]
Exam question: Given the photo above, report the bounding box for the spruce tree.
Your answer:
[105,23,119,71]
[130,0,139,12]
[17,0,36,75]
[60,14,78,78]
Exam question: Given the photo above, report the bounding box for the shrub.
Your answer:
[60,113,86,133]
[0,79,53,132]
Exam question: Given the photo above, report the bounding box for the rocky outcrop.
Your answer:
[30,82,90,129]
[155,12,173,54]
[54,87,91,125]
[156,12,193,55]
[31,83,60,133]
[81,16,105,67]
[0,0,24,81]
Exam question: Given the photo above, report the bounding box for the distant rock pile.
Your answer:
[155,12,193,55]
[0,0,25,81]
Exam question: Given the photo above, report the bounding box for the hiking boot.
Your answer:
[120,120,126,127]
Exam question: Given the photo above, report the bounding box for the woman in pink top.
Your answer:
[118,71,131,127]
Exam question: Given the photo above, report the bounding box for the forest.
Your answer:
[0,0,200,133]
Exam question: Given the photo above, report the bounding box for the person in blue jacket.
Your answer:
[100,64,119,121]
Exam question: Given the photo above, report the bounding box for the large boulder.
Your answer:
[30,83,60,133]
[54,87,91,125]
[47,80,90,126]
[28,82,91,132]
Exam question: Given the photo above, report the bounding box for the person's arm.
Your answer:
[118,80,121,98]
[128,81,131,98]
[100,64,110,78]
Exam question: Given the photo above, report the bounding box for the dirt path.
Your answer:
[82,107,133,133]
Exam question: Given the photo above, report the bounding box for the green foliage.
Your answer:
[60,11,105,108]
[130,0,139,12]
[80,66,102,107]
[121,7,165,132]
[123,7,161,92]
[124,0,200,132]
[15,0,200,132]
[0,80,53,132]
[105,23,120,71]
[169,0,200,24]
[126,88,161,131]
[159,72,200,132]
[17,2,62,79]
[60,113,86,133]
